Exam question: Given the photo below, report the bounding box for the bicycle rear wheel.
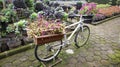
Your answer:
[34,40,62,62]
[75,25,90,48]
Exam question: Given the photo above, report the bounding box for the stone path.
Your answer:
[0,17,120,67]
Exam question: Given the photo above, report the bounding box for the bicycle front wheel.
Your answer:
[34,40,62,62]
[75,25,90,48]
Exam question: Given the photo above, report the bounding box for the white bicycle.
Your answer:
[34,15,90,62]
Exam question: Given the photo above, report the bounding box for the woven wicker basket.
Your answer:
[34,34,64,45]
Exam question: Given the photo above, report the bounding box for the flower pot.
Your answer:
[76,2,82,10]
[22,30,27,36]
[83,15,93,23]
[13,0,27,9]
[34,34,64,45]
[0,38,10,52]
[6,32,16,38]
[7,39,21,49]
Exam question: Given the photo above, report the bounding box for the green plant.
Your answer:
[6,24,15,33]
[62,12,68,21]
[96,4,111,9]
[116,0,120,5]
[80,3,97,15]
[0,31,7,37]
[30,12,37,21]
[14,20,27,35]
[0,15,9,22]
[25,0,34,8]
[1,4,17,22]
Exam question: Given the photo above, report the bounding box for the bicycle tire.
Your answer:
[34,40,62,62]
[75,25,90,48]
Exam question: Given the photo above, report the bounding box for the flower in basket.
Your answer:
[27,17,65,38]
[79,2,97,15]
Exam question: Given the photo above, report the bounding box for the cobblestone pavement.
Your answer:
[0,17,120,67]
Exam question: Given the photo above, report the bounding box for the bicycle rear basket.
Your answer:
[34,34,64,45]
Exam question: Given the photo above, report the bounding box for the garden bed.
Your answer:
[91,14,120,25]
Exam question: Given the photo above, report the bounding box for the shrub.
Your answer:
[25,0,34,9]
[93,14,106,22]
[29,12,37,21]
[96,4,111,9]
[14,20,27,35]
[79,2,97,15]
[98,6,120,17]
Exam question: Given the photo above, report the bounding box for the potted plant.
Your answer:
[0,15,9,38]
[29,12,37,21]
[76,2,83,10]
[13,0,27,9]
[1,4,17,23]
[14,20,27,36]
[6,24,16,37]
[34,1,45,12]
[79,2,97,23]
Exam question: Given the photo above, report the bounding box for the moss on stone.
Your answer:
[108,54,117,59]
[108,49,120,64]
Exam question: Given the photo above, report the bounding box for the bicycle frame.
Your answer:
[63,15,84,46]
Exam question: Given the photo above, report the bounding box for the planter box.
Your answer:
[34,34,64,45]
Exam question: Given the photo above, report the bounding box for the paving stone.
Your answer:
[86,52,94,57]
[69,58,78,64]
[12,60,21,66]
[19,56,28,62]
[100,47,109,51]
[77,56,86,63]
[93,56,101,61]
[19,61,32,67]
[100,51,108,55]
[29,66,34,67]
[94,47,101,51]
[32,60,40,67]
[75,62,83,67]
[87,62,98,67]
[94,51,101,56]
[100,55,108,60]
[67,63,76,67]
[109,64,114,67]
[79,52,87,57]
[2,63,12,67]
[94,44,102,48]
[86,56,94,62]
[87,48,94,52]
[107,50,114,54]
[28,55,36,61]
[101,60,110,66]
[94,61,102,67]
